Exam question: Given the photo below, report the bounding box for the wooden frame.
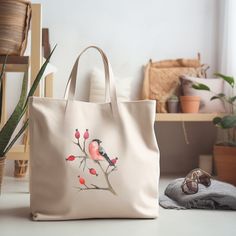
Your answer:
[4,4,42,161]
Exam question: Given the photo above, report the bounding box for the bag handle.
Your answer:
[64,46,119,116]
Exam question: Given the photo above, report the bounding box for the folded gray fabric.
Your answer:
[159,178,236,210]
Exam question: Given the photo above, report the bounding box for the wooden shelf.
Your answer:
[156,113,225,122]
[0,56,29,72]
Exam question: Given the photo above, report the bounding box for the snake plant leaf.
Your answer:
[215,73,235,88]
[3,119,29,156]
[0,45,56,157]
[23,44,57,111]
[192,83,210,91]
[0,72,28,157]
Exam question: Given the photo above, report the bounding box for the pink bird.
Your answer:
[88,139,104,161]
[88,139,114,166]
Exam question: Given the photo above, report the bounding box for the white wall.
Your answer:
[5,0,220,175]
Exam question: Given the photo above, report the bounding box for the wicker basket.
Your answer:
[0,0,31,55]
[14,160,28,178]
[0,158,5,194]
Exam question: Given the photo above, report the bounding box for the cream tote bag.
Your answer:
[29,46,160,220]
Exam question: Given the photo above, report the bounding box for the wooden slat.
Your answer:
[0,56,29,72]
[45,73,54,97]
[156,113,226,122]
[31,4,42,96]
[0,56,29,65]
[7,145,29,160]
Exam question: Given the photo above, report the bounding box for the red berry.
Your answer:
[83,129,89,140]
[111,157,118,165]
[66,155,76,161]
[89,168,98,176]
[75,129,80,139]
[78,176,85,185]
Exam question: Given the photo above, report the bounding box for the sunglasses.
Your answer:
[181,168,211,194]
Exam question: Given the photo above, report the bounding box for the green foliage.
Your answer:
[215,73,234,88]
[192,83,210,91]
[168,95,179,101]
[193,73,236,146]
[213,116,236,129]
[210,93,225,101]
[0,45,56,159]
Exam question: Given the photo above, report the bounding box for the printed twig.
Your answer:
[96,161,117,195]
[107,166,117,175]
[74,186,111,192]
[73,138,117,195]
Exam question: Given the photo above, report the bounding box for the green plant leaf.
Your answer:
[192,83,210,91]
[215,73,235,88]
[0,45,56,157]
[3,119,29,156]
[220,115,236,129]
[210,93,225,101]
[0,72,28,156]
[213,117,222,126]
[229,96,236,103]
[23,44,57,111]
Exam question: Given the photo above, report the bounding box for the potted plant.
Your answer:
[0,46,56,193]
[167,95,179,113]
[193,73,236,185]
[180,95,200,113]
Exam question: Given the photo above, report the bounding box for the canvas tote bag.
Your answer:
[29,46,160,220]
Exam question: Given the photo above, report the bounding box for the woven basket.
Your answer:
[0,158,5,194]
[0,0,31,55]
[14,160,28,178]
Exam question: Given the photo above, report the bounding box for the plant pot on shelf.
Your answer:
[214,145,236,186]
[14,160,28,178]
[180,96,200,113]
[0,158,6,194]
[0,0,31,55]
[167,95,179,113]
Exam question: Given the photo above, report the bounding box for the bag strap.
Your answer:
[64,46,119,116]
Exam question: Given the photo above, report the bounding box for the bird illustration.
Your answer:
[88,139,115,166]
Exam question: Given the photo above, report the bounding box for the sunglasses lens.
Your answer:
[199,175,211,187]
[182,180,198,194]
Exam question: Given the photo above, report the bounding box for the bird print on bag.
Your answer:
[66,128,118,195]
[89,139,115,166]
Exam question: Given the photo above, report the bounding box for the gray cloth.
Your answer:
[159,178,236,210]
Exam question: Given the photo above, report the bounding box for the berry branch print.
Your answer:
[66,129,118,195]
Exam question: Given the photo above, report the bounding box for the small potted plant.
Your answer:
[0,46,56,194]
[180,95,201,113]
[193,73,236,185]
[167,95,179,113]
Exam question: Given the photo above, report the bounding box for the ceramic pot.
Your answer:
[180,96,200,113]
[214,145,236,186]
[167,100,179,113]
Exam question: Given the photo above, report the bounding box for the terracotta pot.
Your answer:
[180,96,200,113]
[0,158,6,194]
[214,145,236,186]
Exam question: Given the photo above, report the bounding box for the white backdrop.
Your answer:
[6,0,220,175]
